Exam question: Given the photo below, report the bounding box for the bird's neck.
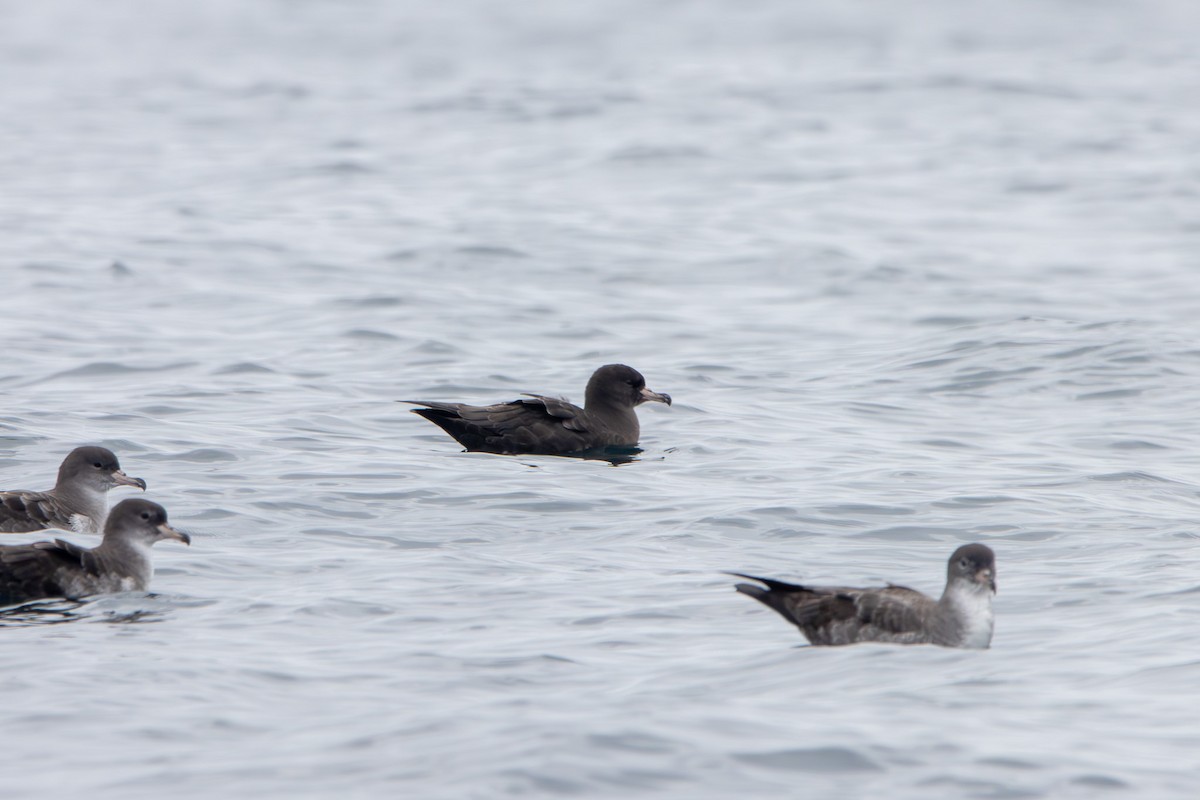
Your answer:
[938,582,995,648]
[93,537,154,590]
[55,484,108,532]
[584,395,638,426]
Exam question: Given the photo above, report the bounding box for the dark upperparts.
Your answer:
[406,364,671,456]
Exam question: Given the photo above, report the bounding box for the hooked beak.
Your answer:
[976,568,996,593]
[112,470,148,491]
[157,522,191,545]
[640,386,672,406]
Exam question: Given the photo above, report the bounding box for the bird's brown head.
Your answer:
[585,364,672,409]
[948,543,996,593]
[59,446,147,492]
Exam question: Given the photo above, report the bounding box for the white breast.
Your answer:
[946,585,995,648]
[70,513,99,534]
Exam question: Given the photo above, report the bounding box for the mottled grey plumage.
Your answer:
[405,364,672,455]
[0,446,147,534]
[0,498,189,607]
[731,544,997,649]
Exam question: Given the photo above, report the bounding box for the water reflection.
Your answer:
[513,445,651,466]
[0,599,87,627]
[568,445,646,466]
[0,598,168,627]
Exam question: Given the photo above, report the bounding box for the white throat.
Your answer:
[101,536,156,590]
[944,582,995,648]
[69,486,109,533]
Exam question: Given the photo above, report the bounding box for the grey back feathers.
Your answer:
[406,364,671,455]
[0,498,189,607]
[732,544,997,649]
[0,446,147,534]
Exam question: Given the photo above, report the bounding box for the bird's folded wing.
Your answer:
[518,394,589,431]
[837,585,931,635]
[0,491,63,533]
[0,544,69,604]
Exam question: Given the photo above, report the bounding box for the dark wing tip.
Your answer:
[734,582,768,600]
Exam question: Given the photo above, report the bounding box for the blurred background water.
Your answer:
[1,0,1198,797]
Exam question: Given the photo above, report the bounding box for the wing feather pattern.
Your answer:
[0,491,69,533]
[406,396,594,454]
[732,573,938,645]
[0,540,87,606]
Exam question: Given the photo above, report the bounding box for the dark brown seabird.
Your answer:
[0,446,147,534]
[404,364,672,456]
[0,498,189,607]
[730,544,997,649]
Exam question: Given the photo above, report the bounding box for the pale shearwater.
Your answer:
[731,544,996,649]
[0,498,189,606]
[0,446,147,534]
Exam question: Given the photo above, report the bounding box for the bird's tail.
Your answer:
[726,572,812,627]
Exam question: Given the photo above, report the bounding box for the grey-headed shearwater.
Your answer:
[731,544,996,649]
[405,364,672,455]
[0,446,147,534]
[0,498,189,606]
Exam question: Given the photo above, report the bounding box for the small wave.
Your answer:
[32,361,195,384]
[313,160,374,175]
[1076,388,1144,401]
[343,329,400,341]
[607,144,710,162]
[136,404,193,415]
[411,339,464,355]
[932,495,1020,508]
[1107,439,1168,450]
[455,245,528,259]
[1071,773,1130,789]
[734,746,884,773]
[818,503,915,517]
[213,362,277,375]
[587,732,675,754]
[857,525,959,541]
[160,448,239,463]
[237,81,309,99]
[1087,471,1173,483]
[334,295,407,307]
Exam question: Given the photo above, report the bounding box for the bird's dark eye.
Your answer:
[959,558,969,567]
[140,512,151,520]
[94,462,104,468]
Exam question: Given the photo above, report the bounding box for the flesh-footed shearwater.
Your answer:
[0,446,147,534]
[405,364,672,456]
[0,498,189,607]
[730,544,996,649]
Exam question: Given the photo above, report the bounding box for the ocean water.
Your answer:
[1,0,1198,797]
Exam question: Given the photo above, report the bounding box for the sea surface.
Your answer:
[1,1,1198,797]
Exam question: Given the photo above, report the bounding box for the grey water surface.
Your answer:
[1,1,1198,797]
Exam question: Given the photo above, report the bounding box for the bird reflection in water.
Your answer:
[0,598,166,627]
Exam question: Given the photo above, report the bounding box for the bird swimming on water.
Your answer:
[730,543,997,649]
[0,498,190,607]
[405,364,672,456]
[0,446,147,534]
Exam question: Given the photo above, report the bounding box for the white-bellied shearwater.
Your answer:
[0,446,147,534]
[0,498,189,606]
[730,544,997,649]
[405,364,672,455]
